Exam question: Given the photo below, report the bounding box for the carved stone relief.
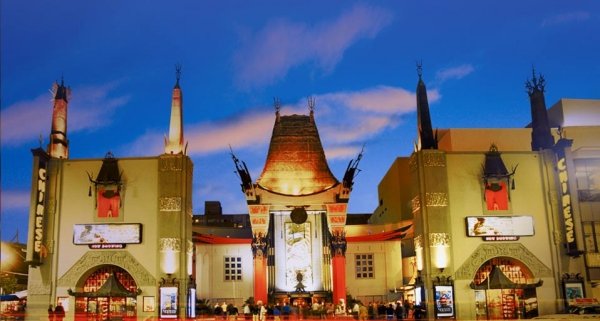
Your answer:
[423,152,446,167]
[425,192,448,207]
[159,197,181,212]
[57,251,156,287]
[414,235,423,250]
[454,243,552,280]
[411,196,421,213]
[409,154,417,171]
[429,233,450,247]
[159,238,181,252]
[160,157,182,172]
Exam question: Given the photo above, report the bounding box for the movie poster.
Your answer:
[434,285,455,318]
[160,287,178,318]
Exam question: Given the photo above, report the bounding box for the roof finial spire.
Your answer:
[175,63,182,88]
[525,65,546,95]
[308,96,315,113]
[416,60,423,79]
[273,97,281,114]
[274,97,281,122]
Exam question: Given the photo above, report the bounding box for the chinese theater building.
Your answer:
[25,71,195,321]
[194,99,414,307]
[372,68,600,319]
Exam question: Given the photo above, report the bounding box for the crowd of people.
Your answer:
[206,299,426,321]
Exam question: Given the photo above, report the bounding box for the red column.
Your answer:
[332,255,346,305]
[254,256,268,303]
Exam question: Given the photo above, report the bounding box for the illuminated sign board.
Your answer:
[466,216,534,239]
[73,224,142,246]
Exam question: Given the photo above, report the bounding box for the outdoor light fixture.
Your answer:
[187,241,193,276]
[414,235,424,271]
[430,233,450,273]
[160,238,180,275]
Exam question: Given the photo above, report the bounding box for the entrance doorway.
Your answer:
[471,257,542,319]
[74,265,138,321]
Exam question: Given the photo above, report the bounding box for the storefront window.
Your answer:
[472,258,539,319]
[74,265,138,320]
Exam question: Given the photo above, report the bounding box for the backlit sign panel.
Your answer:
[466,216,534,237]
[73,224,142,246]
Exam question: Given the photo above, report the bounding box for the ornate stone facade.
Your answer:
[425,192,448,207]
[159,197,182,212]
[454,243,552,280]
[423,152,446,167]
[57,251,156,287]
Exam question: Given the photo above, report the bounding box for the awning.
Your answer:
[470,265,543,289]
[68,272,141,297]
[0,295,19,301]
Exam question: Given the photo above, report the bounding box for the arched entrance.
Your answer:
[470,257,543,320]
[71,265,140,321]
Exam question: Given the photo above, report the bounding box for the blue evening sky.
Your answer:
[1,1,599,241]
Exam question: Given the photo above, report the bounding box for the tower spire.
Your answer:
[526,67,554,151]
[415,62,437,150]
[48,78,71,158]
[164,65,185,154]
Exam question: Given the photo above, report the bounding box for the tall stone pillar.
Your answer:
[326,203,348,305]
[248,205,270,303]
[158,154,193,318]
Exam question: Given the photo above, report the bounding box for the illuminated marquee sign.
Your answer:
[73,224,142,247]
[26,149,50,265]
[33,168,47,253]
[552,138,581,256]
[466,216,534,240]
[557,157,575,244]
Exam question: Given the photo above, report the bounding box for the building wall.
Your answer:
[345,241,402,299]
[446,151,560,318]
[55,158,160,279]
[195,243,254,307]
[372,158,412,224]
[27,155,194,320]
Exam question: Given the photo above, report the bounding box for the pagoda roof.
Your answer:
[256,113,339,196]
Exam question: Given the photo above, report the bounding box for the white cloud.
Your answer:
[234,4,393,88]
[435,64,475,83]
[541,11,591,27]
[0,189,30,210]
[325,145,363,160]
[123,84,441,161]
[0,82,129,147]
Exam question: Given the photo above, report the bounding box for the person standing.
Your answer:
[282,302,291,321]
[273,304,281,321]
[54,303,65,321]
[47,305,54,321]
[358,302,368,321]
[395,302,404,320]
